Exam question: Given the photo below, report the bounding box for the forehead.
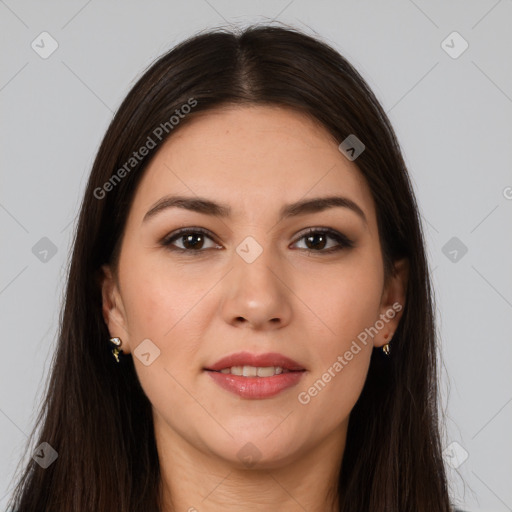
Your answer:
[128,105,375,225]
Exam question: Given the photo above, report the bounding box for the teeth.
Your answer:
[218,365,287,377]
[243,366,257,377]
[257,366,277,377]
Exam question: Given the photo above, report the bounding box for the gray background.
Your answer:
[1,1,511,510]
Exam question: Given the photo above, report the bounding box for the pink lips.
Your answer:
[205,351,305,372]
[204,351,306,399]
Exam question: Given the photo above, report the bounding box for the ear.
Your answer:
[373,258,409,348]
[100,264,131,353]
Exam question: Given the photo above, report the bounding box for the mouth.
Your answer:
[203,351,306,399]
[207,365,301,377]
[204,351,306,373]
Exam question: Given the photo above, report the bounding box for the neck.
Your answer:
[154,412,346,512]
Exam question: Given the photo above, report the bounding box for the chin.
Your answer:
[203,431,306,470]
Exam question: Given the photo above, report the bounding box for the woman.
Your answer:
[8,24,459,511]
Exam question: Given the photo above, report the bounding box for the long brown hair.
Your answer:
[7,24,451,511]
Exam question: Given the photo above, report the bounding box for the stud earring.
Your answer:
[109,337,123,363]
[382,332,393,356]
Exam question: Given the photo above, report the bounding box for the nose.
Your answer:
[219,243,293,331]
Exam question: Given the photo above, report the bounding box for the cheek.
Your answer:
[121,253,208,340]
[298,249,384,347]
[119,253,216,386]
[294,276,380,433]
[293,249,383,421]
[119,261,209,422]
[295,343,371,444]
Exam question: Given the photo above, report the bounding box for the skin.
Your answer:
[101,105,408,512]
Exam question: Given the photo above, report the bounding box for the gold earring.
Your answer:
[382,332,393,356]
[109,337,123,363]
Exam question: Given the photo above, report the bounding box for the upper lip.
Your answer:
[205,351,306,371]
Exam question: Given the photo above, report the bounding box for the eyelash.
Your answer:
[160,227,355,255]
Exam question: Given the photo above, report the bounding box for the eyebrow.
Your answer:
[142,194,367,225]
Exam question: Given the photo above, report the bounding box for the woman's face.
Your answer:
[101,105,407,469]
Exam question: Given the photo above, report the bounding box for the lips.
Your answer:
[204,351,306,399]
[204,351,306,372]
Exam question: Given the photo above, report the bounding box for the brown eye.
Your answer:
[292,228,354,253]
[178,232,206,250]
[304,232,328,250]
[161,228,221,252]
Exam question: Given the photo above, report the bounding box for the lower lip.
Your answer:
[205,370,305,399]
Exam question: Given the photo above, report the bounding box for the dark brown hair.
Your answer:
[8,24,451,511]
